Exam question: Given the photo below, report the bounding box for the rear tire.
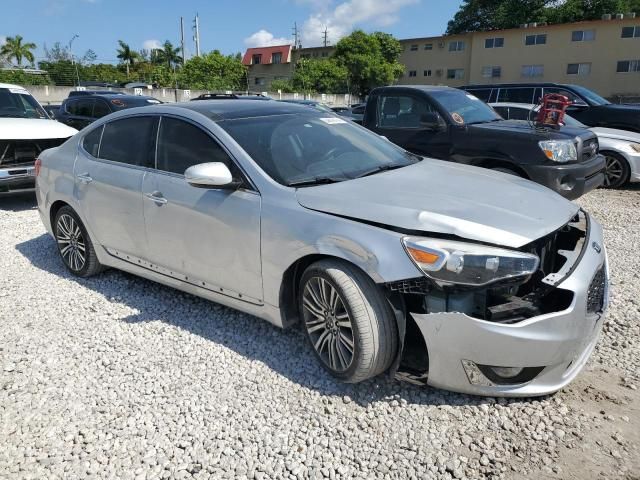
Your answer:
[54,206,103,278]
[298,259,397,383]
[602,151,630,188]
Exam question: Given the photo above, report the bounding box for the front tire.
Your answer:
[54,206,103,277]
[299,259,398,383]
[602,151,630,188]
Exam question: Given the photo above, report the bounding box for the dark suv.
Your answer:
[460,83,640,133]
[56,93,161,130]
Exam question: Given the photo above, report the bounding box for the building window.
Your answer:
[567,63,591,75]
[621,26,640,38]
[484,37,504,48]
[410,44,418,51]
[255,77,265,86]
[408,70,417,77]
[521,64,544,77]
[481,66,501,78]
[446,68,465,79]
[424,43,433,50]
[525,34,547,46]
[617,60,640,72]
[271,52,282,64]
[313,52,319,57]
[301,53,311,59]
[252,54,262,65]
[449,41,465,52]
[571,29,595,42]
[424,69,432,77]
[321,52,328,57]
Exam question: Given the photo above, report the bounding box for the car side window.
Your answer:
[507,107,533,121]
[156,117,235,175]
[82,125,103,157]
[377,95,442,129]
[492,106,509,119]
[98,116,156,167]
[543,88,586,105]
[92,100,110,119]
[467,89,492,102]
[70,99,94,117]
[496,88,535,104]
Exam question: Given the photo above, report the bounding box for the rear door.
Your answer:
[142,116,263,303]
[74,116,157,257]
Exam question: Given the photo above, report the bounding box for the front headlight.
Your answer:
[402,237,539,287]
[629,143,640,153]
[538,139,577,163]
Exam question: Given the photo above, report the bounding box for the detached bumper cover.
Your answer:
[410,214,608,397]
[525,155,605,200]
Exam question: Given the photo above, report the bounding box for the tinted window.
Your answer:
[377,95,443,129]
[82,126,103,157]
[156,117,233,175]
[465,88,492,102]
[99,116,156,167]
[496,87,535,104]
[505,107,533,121]
[69,99,94,117]
[93,100,110,118]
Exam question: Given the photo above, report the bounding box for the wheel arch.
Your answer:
[472,158,530,178]
[49,199,73,229]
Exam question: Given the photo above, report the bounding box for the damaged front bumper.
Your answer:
[398,214,609,397]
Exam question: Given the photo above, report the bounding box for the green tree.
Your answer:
[152,40,182,69]
[270,79,295,93]
[1,35,37,67]
[116,40,140,66]
[291,58,348,93]
[332,30,404,96]
[177,51,246,90]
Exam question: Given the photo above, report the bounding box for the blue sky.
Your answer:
[1,0,463,64]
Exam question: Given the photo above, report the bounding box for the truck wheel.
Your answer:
[54,206,103,278]
[298,259,398,383]
[602,152,630,188]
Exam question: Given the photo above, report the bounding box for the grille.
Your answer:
[0,138,67,168]
[587,265,606,313]
[387,277,431,294]
[581,138,599,162]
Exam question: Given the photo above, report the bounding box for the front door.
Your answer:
[64,98,96,130]
[74,116,157,257]
[142,116,263,303]
[371,93,451,160]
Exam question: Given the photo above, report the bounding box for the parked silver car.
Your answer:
[35,100,609,396]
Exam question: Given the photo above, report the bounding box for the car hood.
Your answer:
[0,118,78,140]
[295,160,579,248]
[590,127,640,143]
[469,119,589,140]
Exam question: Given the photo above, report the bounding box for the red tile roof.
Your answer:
[242,45,292,66]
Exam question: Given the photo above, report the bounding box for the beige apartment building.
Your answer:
[245,16,640,97]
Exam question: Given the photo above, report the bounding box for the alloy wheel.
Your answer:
[302,276,355,372]
[603,155,624,187]
[56,213,86,272]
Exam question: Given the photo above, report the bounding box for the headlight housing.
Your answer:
[538,139,577,163]
[629,143,640,153]
[402,237,540,287]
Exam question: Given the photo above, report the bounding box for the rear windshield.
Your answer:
[0,87,48,119]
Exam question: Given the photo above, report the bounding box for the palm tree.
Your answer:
[116,40,140,66]
[152,40,182,69]
[0,35,36,67]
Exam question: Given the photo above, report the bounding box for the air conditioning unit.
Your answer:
[437,41,445,48]
[530,22,537,27]
[627,12,636,18]
[602,13,612,20]
[615,13,624,19]
[435,69,443,77]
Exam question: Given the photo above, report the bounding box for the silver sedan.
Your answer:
[35,100,609,396]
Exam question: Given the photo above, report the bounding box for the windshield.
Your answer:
[220,113,419,186]
[562,114,587,128]
[0,87,48,119]
[436,90,502,125]
[569,85,611,106]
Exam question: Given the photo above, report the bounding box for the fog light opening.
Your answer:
[478,364,546,385]
[489,366,524,378]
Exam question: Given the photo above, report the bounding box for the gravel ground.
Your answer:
[1,187,639,480]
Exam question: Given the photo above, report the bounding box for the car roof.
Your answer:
[461,82,572,89]
[64,93,157,101]
[0,83,27,90]
[489,102,537,109]
[376,85,457,93]
[164,99,321,121]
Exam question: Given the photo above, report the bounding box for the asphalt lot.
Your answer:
[1,186,639,480]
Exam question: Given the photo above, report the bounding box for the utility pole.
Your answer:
[292,22,300,49]
[180,17,186,65]
[322,27,329,47]
[193,13,201,57]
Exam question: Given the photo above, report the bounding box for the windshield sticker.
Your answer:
[9,88,30,95]
[319,117,347,125]
[451,113,465,124]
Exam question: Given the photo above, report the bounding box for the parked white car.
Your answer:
[0,83,77,195]
[490,102,640,188]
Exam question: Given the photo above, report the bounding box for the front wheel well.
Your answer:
[473,159,529,178]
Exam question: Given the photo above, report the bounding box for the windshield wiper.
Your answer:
[287,176,345,187]
[355,163,411,179]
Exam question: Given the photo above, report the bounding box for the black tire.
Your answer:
[54,206,103,277]
[602,151,630,189]
[491,166,522,177]
[298,259,398,383]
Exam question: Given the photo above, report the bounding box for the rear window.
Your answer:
[82,126,103,157]
[496,88,536,104]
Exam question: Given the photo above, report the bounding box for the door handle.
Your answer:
[145,192,168,205]
[76,173,93,184]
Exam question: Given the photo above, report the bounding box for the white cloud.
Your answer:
[300,0,418,46]
[243,29,292,48]
[143,39,162,51]
[0,36,6,46]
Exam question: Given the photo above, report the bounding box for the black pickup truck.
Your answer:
[362,85,605,200]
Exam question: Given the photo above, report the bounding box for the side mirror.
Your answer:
[184,162,239,189]
[420,112,446,131]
